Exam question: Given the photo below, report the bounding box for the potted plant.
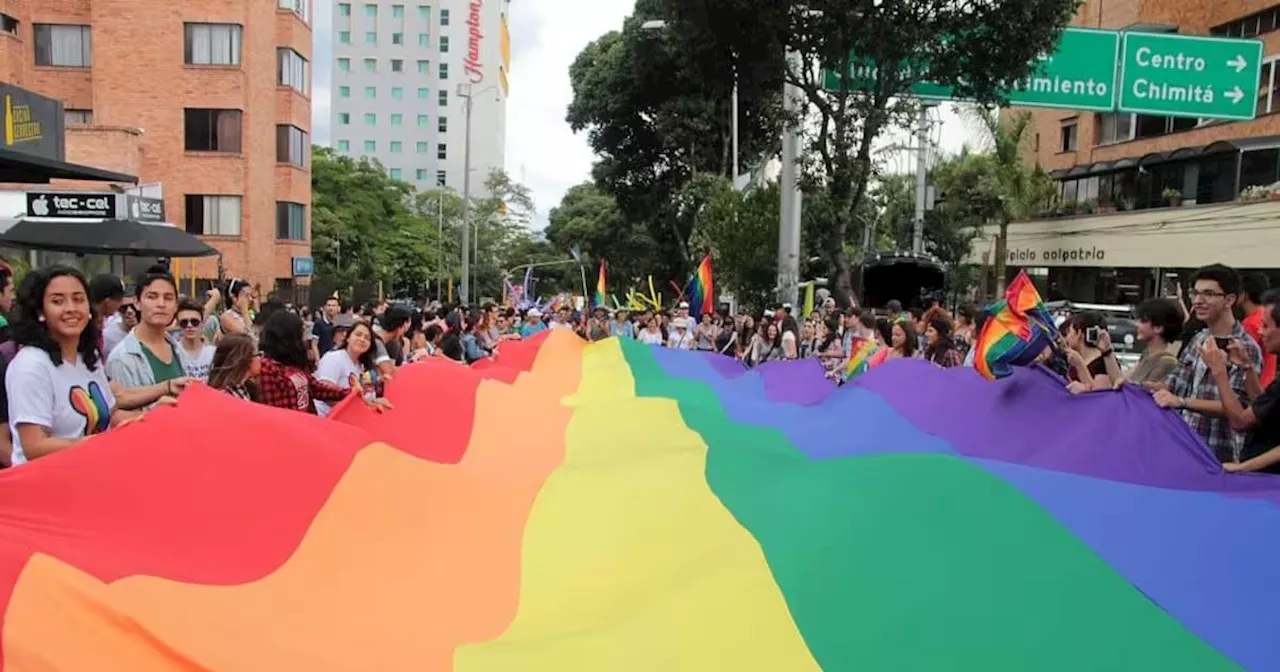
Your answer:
[1162,187,1182,207]
[1118,196,1136,211]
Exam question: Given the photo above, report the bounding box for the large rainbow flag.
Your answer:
[974,270,1060,380]
[0,331,1274,670]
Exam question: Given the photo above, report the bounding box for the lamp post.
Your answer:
[456,83,501,305]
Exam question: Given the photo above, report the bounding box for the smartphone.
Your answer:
[1085,326,1101,346]
[1214,336,1231,350]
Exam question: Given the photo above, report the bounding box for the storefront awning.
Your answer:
[0,147,137,184]
[966,200,1280,269]
[0,218,216,257]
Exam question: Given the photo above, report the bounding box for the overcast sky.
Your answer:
[312,0,972,230]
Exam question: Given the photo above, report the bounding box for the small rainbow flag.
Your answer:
[843,336,889,381]
[974,270,1060,380]
[684,253,715,317]
[594,260,607,308]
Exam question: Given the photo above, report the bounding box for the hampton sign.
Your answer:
[821,28,1263,121]
[464,0,485,84]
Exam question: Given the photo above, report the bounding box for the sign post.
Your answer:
[1118,32,1263,120]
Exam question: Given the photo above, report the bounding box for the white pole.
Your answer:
[435,195,443,301]
[460,87,474,305]
[731,78,740,186]
[777,49,803,307]
[912,106,930,255]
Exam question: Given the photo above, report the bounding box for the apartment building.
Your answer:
[0,0,314,293]
[331,0,510,193]
[974,0,1280,302]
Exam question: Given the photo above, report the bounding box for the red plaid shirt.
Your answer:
[257,357,349,414]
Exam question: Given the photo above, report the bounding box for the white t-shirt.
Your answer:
[179,342,216,381]
[638,329,664,345]
[313,349,372,416]
[781,330,798,357]
[102,317,129,359]
[549,321,573,330]
[667,331,695,349]
[5,347,116,465]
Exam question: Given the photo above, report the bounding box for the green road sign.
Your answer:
[821,28,1119,111]
[1118,32,1263,120]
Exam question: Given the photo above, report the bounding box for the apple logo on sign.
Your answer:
[130,200,140,219]
[30,195,49,217]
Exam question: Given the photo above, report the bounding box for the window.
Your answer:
[364,85,376,98]
[417,59,429,73]
[34,24,92,67]
[391,87,404,99]
[338,3,351,16]
[438,90,448,106]
[392,5,405,18]
[1,14,17,36]
[418,5,431,20]
[184,23,242,65]
[1095,112,1134,146]
[440,36,449,52]
[338,112,350,125]
[184,109,242,153]
[339,31,351,44]
[65,109,92,126]
[364,140,376,152]
[440,8,450,25]
[416,141,428,153]
[419,33,430,47]
[418,87,430,100]
[439,63,448,79]
[278,48,310,94]
[416,169,428,180]
[185,195,242,236]
[417,114,429,126]
[338,57,351,71]
[1256,56,1280,117]
[365,31,377,44]
[278,0,310,22]
[392,32,403,45]
[390,113,402,126]
[363,112,376,125]
[339,85,351,98]
[1059,118,1077,153]
[336,139,350,152]
[438,116,447,133]
[361,57,375,72]
[276,125,309,166]
[437,143,447,159]
[390,168,402,179]
[1213,7,1280,39]
[437,170,447,186]
[390,141,403,153]
[276,202,307,240]
[391,58,404,72]
[365,3,377,18]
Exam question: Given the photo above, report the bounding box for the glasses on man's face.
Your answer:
[177,318,202,328]
[1188,289,1227,301]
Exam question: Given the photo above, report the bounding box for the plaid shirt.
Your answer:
[1166,324,1263,462]
[257,357,349,415]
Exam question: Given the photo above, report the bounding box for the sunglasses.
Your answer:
[177,318,202,328]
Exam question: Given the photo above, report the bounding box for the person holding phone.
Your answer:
[1062,312,1120,392]
[1153,264,1263,464]
[1200,290,1280,473]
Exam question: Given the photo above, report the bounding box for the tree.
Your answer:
[651,0,1077,304]
[545,182,660,293]
[965,108,1057,295]
[687,176,778,311]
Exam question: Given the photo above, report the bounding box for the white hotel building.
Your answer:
[330,0,510,192]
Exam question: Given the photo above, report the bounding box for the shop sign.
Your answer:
[1008,246,1107,265]
[292,256,314,276]
[126,195,166,223]
[26,191,116,219]
[0,84,66,161]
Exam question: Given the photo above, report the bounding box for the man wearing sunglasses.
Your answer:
[175,300,216,381]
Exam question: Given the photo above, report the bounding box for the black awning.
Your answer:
[0,219,217,257]
[1048,169,1069,179]
[1138,151,1170,166]
[1066,165,1090,177]
[0,147,137,184]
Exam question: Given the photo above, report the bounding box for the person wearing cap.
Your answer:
[667,317,695,350]
[329,313,355,352]
[519,308,546,339]
[671,300,698,338]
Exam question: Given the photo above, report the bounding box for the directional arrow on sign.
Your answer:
[1226,86,1245,104]
[1228,54,1249,73]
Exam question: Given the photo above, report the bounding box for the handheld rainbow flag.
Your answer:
[843,335,889,381]
[593,260,608,308]
[0,333,1267,670]
[974,270,1060,380]
[684,253,715,317]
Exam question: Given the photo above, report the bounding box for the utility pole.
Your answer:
[731,65,739,187]
[912,105,931,255]
[435,194,443,301]
[459,85,475,306]
[777,49,803,307]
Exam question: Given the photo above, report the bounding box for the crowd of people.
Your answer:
[0,261,1277,476]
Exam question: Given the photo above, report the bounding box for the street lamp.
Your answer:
[641,19,739,186]
[456,82,501,306]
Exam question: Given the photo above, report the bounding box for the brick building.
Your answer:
[0,0,313,294]
[971,0,1280,303]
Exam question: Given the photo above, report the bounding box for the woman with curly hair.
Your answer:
[4,266,140,464]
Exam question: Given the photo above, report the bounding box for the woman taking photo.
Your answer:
[314,321,384,416]
[256,310,387,415]
[1063,312,1121,392]
[220,278,256,340]
[207,333,259,401]
[5,266,140,464]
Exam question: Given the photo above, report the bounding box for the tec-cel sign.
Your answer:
[126,195,165,223]
[1119,32,1263,121]
[26,191,115,219]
